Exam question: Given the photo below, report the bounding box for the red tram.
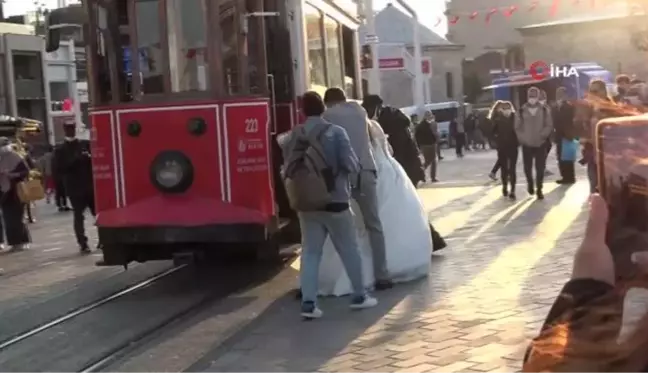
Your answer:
[45,0,364,265]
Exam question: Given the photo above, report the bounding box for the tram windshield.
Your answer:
[46,0,268,106]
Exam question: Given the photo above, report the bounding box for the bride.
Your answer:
[318,120,432,296]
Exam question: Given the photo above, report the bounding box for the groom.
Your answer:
[323,88,393,290]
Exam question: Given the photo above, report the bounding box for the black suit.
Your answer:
[552,102,576,183]
[54,139,95,248]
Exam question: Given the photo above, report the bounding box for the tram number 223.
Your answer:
[244,118,259,133]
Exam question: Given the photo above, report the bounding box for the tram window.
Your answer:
[221,0,239,94]
[304,4,326,93]
[246,0,265,94]
[166,0,209,92]
[342,26,357,99]
[135,0,165,94]
[323,16,343,90]
[94,4,112,104]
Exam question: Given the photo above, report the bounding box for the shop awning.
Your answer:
[482,76,553,90]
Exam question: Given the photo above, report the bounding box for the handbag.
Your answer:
[17,178,45,203]
[560,138,579,162]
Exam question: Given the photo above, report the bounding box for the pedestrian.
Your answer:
[323,87,392,290]
[37,145,55,204]
[51,148,71,212]
[414,110,439,182]
[54,122,95,253]
[490,101,519,199]
[450,116,465,158]
[16,142,37,224]
[0,137,31,251]
[552,87,577,184]
[464,111,477,150]
[362,95,425,187]
[515,86,554,199]
[487,101,505,181]
[613,74,631,104]
[580,79,620,193]
[282,91,377,319]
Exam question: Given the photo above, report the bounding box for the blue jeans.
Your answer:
[298,209,366,305]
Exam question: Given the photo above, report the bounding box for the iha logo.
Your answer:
[529,61,579,80]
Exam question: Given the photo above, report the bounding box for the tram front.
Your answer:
[46,0,282,266]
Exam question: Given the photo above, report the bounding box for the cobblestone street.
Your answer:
[188,149,647,373]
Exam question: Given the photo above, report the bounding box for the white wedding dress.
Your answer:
[318,121,432,296]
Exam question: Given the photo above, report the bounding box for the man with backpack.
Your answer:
[281,91,377,320]
[322,88,392,291]
[515,86,554,200]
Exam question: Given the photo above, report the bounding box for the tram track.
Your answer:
[0,256,290,372]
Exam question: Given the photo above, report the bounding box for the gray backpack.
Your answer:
[283,122,334,211]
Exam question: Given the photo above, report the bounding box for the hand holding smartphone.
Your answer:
[596,114,648,283]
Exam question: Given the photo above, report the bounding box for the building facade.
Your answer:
[359,4,464,108]
[519,13,648,79]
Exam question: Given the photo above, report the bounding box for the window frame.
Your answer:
[322,14,344,89]
[86,0,268,107]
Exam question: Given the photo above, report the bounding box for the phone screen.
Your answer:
[597,116,648,281]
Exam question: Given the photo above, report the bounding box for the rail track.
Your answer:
[0,255,290,372]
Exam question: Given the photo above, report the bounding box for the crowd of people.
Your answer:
[0,122,97,275]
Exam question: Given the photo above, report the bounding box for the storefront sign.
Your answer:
[224,103,274,218]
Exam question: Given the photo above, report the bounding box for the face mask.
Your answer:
[528,98,538,105]
[539,100,546,105]
[64,136,75,142]
[502,109,512,117]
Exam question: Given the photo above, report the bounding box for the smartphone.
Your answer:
[597,115,648,282]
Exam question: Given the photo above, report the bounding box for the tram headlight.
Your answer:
[149,151,194,193]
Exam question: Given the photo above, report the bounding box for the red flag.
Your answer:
[529,1,539,10]
[590,0,596,7]
[550,0,561,16]
[485,8,497,23]
[62,98,72,112]
[572,0,580,4]
[448,15,460,24]
[469,11,479,20]
[434,16,442,27]
[503,5,518,16]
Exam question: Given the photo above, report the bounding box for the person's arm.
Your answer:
[514,110,524,141]
[335,127,360,175]
[523,278,617,365]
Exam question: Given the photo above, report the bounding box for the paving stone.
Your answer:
[196,151,634,372]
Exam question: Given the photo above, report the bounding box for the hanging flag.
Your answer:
[529,0,539,11]
[550,0,562,16]
[434,16,442,27]
[485,8,498,23]
[572,0,580,4]
[469,11,479,20]
[503,5,518,16]
[590,0,596,7]
[449,15,460,24]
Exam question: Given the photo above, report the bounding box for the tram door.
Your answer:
[264,0,295,219]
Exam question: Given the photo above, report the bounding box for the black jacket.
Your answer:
[491,113,518,149]
[414,120,437,146]
[376,107,425,185]
[54,139,93,195]
[552,101,577,141]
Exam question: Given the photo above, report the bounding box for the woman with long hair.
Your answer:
[491,101,519,199]
[487,100,506,180]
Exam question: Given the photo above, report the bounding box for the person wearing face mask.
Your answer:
[54,122,96,254]
[552,87,577,184]
[490,101,518,199]
[515,87,554,199]
[0,137,31,252]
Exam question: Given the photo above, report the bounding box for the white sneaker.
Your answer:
[350,295,378,310]
[301,302,323,319]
